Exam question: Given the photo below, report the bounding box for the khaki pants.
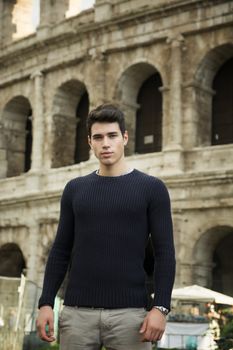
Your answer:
[59,306,152,350]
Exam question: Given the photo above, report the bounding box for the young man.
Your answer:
[37,104,176,350]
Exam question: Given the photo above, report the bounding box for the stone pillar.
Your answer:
[30,71,44,171]
[0,0,16,47]
[95,0,112,22]
[38,0,69,38]
[159,86,170,149]
[182,82,215,148]
[162,33,185,174]
[166,33,185,150]
[88,50,107,108]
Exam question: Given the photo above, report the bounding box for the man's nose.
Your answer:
[102,137,110,147]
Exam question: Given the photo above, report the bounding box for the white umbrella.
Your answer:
[171,284,233,305]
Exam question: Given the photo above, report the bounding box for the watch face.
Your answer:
[161,307,169,315]
[154,306,169,315]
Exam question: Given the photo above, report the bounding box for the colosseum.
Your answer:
[0,0,232,309]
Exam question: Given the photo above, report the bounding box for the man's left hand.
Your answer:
[139,308,166,342]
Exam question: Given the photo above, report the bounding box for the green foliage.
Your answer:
[221,319,233,338]
[218,308,233,350]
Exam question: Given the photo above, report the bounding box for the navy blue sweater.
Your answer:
[39,169,175,310]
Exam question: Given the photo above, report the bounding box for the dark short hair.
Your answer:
[86,104,126,136]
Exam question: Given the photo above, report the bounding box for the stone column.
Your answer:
[166,33,185,149]
[0,0,16,47]
[88,49,107,108]
[30,71,44,170]
[162,33,185,174]
[38,0,69,38]
[182,82,215,148]
[159,86,170,149]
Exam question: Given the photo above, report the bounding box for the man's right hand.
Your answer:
[36,305,56,342]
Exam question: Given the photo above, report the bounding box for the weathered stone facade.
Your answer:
[0,0,233,298]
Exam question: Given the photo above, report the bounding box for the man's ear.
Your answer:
[88,136,92,149]
[123,131,128,146]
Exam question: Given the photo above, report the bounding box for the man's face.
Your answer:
[88,122,128,167]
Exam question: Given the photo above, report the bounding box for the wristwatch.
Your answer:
[153,306,169,316]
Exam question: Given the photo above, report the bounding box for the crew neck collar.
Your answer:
[94,168,135,178]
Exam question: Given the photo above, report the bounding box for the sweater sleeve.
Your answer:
[38,180,75,308]
[148,178,176,310]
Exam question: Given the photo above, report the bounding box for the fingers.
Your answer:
[139,318,147,334]
[139,311,165,342]
[48,318,55,339]
[141,328,164,342]
[37,322,55,342]
[36,307,55,343]
[36,319,55,342]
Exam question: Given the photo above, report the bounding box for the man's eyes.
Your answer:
[93,134,118,140]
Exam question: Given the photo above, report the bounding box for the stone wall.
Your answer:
[0,0,232,297]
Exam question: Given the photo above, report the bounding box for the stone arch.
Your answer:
[193,43,233,147]
[0,243,26,277]
[1,95,33,178]
[115,62,163,155]
[51,79,90,168]
[192,225,233,296]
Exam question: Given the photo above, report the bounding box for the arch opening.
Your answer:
[193,226,233,296]
[1,96,33,178]
[0,243,26,278]
[136,73,162,154]
[75,91,89,164]
[212,57,233,146]
[193,43,233,147]
[115,62,163,155]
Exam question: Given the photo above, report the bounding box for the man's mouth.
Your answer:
[101,152,113,156]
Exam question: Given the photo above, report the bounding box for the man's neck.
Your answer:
[98,162,130,177]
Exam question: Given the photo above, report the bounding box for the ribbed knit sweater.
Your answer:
[38,169,175,310]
